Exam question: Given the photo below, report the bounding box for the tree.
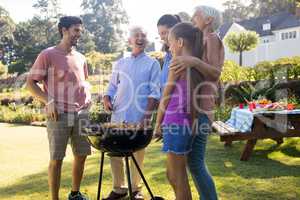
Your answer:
[76,30,96,54]
[224,31,259,66]
[81,0,129,53]
[252,0,296,16]
[10,17,60,74]
[0,6,15,39]
[177,12,191,22]
[222,0,297,23]
[32,0,62,44]
[7,1,62,74]
[33,0,61,20]
[222,0,254,23]
[0,6,16,65]
[32,0,96,54]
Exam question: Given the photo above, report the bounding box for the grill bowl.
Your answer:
[83,124,153,154]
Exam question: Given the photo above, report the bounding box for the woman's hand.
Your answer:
[153,124,163,142]
[169,56,195,75]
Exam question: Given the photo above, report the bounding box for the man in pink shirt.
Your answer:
[26,16,91,200]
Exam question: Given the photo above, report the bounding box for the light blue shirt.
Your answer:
[160,51,172,90]
[106,52,161,123]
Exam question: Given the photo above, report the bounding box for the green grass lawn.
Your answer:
[0,123,300,200]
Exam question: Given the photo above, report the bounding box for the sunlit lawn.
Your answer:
[0,123,300,200]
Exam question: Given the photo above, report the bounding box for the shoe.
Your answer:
[68,191,89,200]
[102,191,128,200]
[132,191,144,200]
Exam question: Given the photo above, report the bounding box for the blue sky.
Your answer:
[1,0,226,40]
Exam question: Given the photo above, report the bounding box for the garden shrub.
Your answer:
[221,56,300,83]
[253,56,300,81]
[220,60,251,83]
[88,102,111,123]
[0,62,7,77]
[214,105,233,122]
[85,51,119,75]
[148,51,164,68]
[0,103,46,124]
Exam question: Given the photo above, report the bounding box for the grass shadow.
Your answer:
[1,134,300,200]
[0,154,112,199]
[0,148,169,200]
[206,136,300,179]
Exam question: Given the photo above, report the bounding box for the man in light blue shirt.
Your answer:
[103,26,161,200]
[104,52,161,122]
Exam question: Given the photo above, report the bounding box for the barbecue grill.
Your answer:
[83,124,164,200]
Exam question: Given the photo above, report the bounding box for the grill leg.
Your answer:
[131,154,155,199]
[125,156,134,200]
[97,152,105,200]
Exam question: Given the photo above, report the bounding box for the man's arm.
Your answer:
[26,79,48,104]
[26,78,58,121]
[26,50,57,120]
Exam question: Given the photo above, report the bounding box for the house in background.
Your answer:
[219,8,300,66]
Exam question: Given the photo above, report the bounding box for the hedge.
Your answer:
[0,62,7,77]
[85,51,119,75]
[221,56,300,83]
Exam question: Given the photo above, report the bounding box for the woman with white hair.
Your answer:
[169,5,225,200]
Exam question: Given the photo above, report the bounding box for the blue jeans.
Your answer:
[187,114,218,200]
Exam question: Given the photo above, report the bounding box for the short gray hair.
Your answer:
[128,25,147,38]
[194,5,222,31]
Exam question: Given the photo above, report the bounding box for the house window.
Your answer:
[262,23,271,31]
[281,31,297,40]
[262,38,269,43]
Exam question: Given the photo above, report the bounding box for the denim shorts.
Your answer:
[162,124,193,155]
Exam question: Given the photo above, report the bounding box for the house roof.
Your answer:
[218,12,300,39]
[218,22,232,39]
